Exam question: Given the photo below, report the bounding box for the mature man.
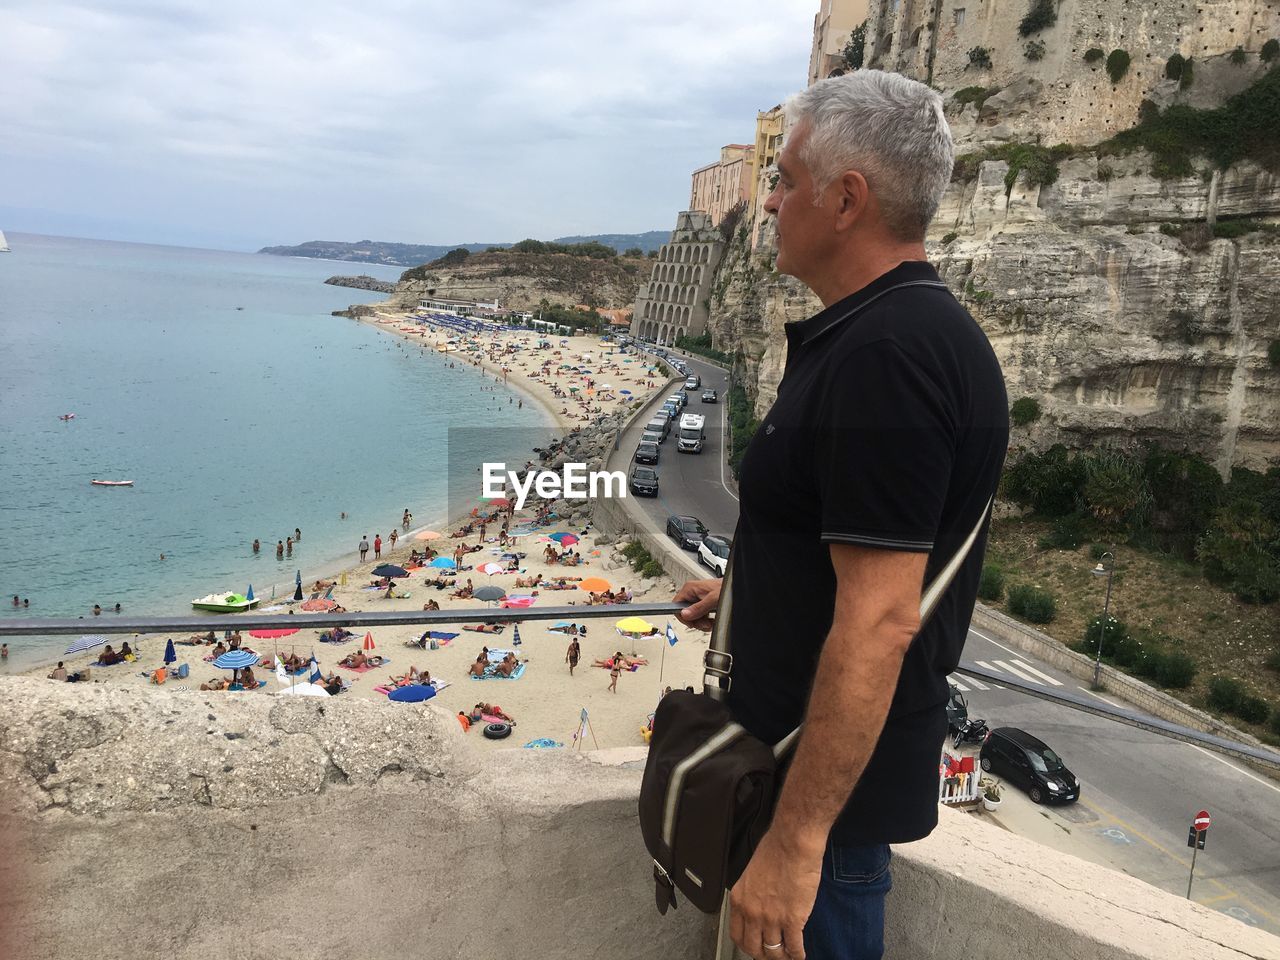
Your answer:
[675,71,1008,959]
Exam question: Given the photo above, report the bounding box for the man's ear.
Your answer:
[833,169,871,232]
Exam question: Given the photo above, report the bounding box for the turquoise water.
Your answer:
[0,234,552,667]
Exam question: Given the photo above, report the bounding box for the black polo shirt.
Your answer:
[726,260,1008,846]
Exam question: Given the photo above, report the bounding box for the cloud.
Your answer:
[0,0,818,247]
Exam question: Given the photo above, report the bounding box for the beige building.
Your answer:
[630,211,725,345]
[689,144,755,228]
[808,0,870,85]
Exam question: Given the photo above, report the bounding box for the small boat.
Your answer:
[191,592,260,613]
[59,413,76,421]
[91,479,134,486]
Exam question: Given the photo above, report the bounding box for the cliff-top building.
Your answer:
[629,211,725,346]
[808,0,871,85]
[689,144,755,228]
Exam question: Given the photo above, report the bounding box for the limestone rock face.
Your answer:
[708,153,1279,471]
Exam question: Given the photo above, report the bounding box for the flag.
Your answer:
[513,624,522,647]
[665,622,679,647]
[309,654,322,684]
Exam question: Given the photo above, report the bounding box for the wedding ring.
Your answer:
[763,943,784,952]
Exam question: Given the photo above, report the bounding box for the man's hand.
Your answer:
[729,829,823,960]
[673,578,721,631]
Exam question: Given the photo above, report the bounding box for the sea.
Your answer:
[0,233,555,670]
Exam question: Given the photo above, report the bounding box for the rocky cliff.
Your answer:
[706,84,1280,473]
[379,250,650,313]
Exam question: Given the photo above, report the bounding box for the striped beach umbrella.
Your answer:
[213,650,260,670]
[363,632,376,651]
[249,628,300,639]
[66,635,109,655]
[512,624,522,647]
[478,562,506,576]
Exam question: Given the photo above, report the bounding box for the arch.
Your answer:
[695,265,703,283]
[676,326,686,341]
[701,245,710,263]
[683,306,691,324]
[651,265,660,281]
[687,287,695,305]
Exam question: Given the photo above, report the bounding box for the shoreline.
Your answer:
[10,317,697,751]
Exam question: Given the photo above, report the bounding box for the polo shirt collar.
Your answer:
[786,260,942,347]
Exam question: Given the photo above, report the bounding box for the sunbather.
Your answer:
[200,677,228,692]
[472,702,514,723]
[494,653,518,677]
[339,651,368,669]
[240,667,259,690]
[422,599,440,611]
[468,655,487,678]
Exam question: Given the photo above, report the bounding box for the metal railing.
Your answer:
[3,607,1277,771]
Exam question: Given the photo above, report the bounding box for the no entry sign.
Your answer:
[1194,811,1211,832]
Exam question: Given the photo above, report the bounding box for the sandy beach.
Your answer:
[23,309,709,750]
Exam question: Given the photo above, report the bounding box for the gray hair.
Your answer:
[784,70,953,241]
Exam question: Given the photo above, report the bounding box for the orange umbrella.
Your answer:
[413,530,443,541]
[578,577,611,592]
[363,632,376,651]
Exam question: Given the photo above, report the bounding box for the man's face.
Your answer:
[762,122,832,285]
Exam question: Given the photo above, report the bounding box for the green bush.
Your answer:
[1018,0,1057,36]
[978,564,1005,602]
[941,231,959,245]
[1097,161,1115,182]
[1157,652,1197,688]
[1082,614,1129,657]
[641,560,665,579]
[1084,48,1105,64]
[1265,649,1280,672]
[968,46,993,69]
[1207,676,1245,713]
[1165,54,1187,81]
[953,85,998,109]
[1039,512,1089,549]
[1025,39,1046,62]
[1197,495,1280,604]
[1001,445,1086,516]
[1083,450,1152,530]
[1230,46,1248,66]
[1263,39,1279,63]
[1269,340,1280,367]
[1269,709,1280,737]
[1008,585,1057,623]
[1106,49,1131,83]
[1010,397,1042,426]
[621,541,645,560]
[1141,448,1223,559]
[1131,647,1165,680]
[1180,57,1195,90]
[1236,696,1271,725]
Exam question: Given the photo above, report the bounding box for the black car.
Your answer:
[635,441,660,465]
[980,727,1080,804]
[701,389,718,403]
[665,515,708,550]
[629,466,659,497]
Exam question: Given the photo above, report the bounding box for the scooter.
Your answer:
[946,683,990,748]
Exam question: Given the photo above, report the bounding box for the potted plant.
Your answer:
[982,778,1003,812]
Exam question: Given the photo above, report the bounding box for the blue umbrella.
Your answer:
[429,556,457,569]
[547,532,575,542]
[213,650,259,670]
[246,584,255,601]
[512,624,522,647]
[66,635,108,655]
[296,569,302,586]
[388,684,437,703]
[164,639,177,665]
[372,564,409,579]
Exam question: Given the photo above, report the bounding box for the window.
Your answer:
[954,8,966,26]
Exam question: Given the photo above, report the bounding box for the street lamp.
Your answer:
[1090,551,1115,690]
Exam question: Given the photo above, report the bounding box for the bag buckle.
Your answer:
[653,860,677,915]
[702,649,732,696]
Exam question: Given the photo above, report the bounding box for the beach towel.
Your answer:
[338,658,389,674]
[523,739,563,749]
[470,662,526,681]
[319,632,355,644]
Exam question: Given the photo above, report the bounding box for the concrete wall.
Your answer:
[1,678,1276,960]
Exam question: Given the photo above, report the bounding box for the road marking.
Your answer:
[968,628,1022,657]
[1008,659,1063,686]
[975,659,1000,674]
[965,676,990,691]
[1077,686,1123,709]
[995,659,1046,685]
[1187,743,1280,796]
[1199,892,1237,905]
[717,381,739,503]
[949,677,969,692]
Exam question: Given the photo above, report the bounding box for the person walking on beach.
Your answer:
[607,651,622,693]
[359,536,369,562]
[286,536,293,558]
[276,540,284,560]
[389,529,398,550]
[402,509,412,530]
[672,72,1007,960]
[374,534,382,559]
[566,637,580,676]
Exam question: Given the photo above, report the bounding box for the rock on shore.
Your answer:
[324,275,397,293]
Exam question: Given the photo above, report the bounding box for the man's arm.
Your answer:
[728,543,925,960]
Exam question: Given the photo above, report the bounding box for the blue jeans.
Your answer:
[802,842,892,960]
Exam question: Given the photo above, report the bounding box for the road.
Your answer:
[614,345,1280,935]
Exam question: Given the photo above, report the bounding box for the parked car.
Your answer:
[641,426,664,446]
[980,727,1080,804]
[668,393,686,411]
[661,401,678,419]
[629,466,659,497]
[697,534,731,576]
[666,515,709,550]
[635,441,660,465]
[701,389,718,403]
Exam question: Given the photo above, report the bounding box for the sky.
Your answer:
[0,0,817,251]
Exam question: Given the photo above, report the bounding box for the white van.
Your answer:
[677,413,706,453]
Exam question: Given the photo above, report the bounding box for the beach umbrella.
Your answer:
[296,570,302,586]
[599,384,614,390]
[66,635,109,655]
[478,562,507,576]
[363,632,376,651]
[615,616,656,634]
[249,628,300,639]
[213,650,260,670]
[429,556,457,569]
[474,585,506,602]
[293,581,304,602]
[412,530,443,541]
[578,577,611,592]
[619,390,632,395]
[372,564,409,579]
[512,624,522,647]
[388,684,437,703]
[300,598,337,612]
[548,533,579,546]
[163,639,177,665]
[246,584,255,601]
[276,682,329,698]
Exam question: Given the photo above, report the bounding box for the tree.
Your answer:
[623,247,643,257]
[842,20,867,71]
